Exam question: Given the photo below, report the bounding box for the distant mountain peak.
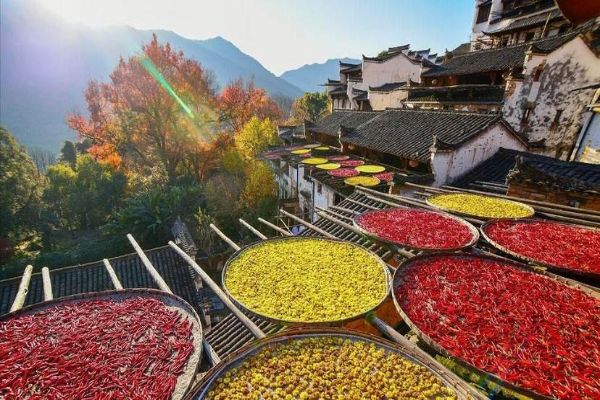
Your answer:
[0,6,302,153]
[279,57,360,93]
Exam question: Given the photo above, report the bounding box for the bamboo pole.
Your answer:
[258,217,293,236]
[127,234,172,293]
[168,241,266,339]
[102,259,123,290]
[330,205,361,215]
[279,209,337,239]
[209,224,241,251]
[343,197,381,210]
[239,218,268,240]
[41,267,53,301]
[10,265,33,312]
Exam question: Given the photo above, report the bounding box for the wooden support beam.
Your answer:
[103,258,123,290]
[239,218,268,240]
[279,209,336,239]
[168,241,266,339]
[210,224,241,251]
[127,234,172,294]
[258,217,292,237]
[41,267,53,301]
[203,340,221,366]
[10,265,33,312]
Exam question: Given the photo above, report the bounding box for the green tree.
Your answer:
[0,126,42,244]
[59,141,77,168]
[235,117,279,160]
[110,185,204,247]
[43,155,126,230]
[290,92,330,123]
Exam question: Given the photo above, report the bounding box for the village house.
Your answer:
[324,45,442,111]
[471,0,573,50]
[306,109,528,186]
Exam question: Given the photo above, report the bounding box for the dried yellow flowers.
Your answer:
[204,336,457,400]
[224,238,389,323]
[427,193,534,219]
[344,176,381,187]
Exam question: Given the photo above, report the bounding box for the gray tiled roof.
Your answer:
[311,111,379,136]
[0,246,200,315]
[369,82,407,92]
[508,152,600,192]
[487,8,564,35]
[312,110,512,162]
[423,30,581,78]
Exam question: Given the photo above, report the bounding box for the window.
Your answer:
[476,3,491,23]
[524,31,535,42]
[521,105,533,124]
[317,183,322,194]
[500,36,509,47]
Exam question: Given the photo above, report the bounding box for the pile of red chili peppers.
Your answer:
[396,254,600,399]
[483,219,600,276]
[328,168,360,178]
[0,296,194,399]
[355,208,474,249]
[339,160,364,167]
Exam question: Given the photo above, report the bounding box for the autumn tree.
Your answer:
[218,79,283,133]
[290,92,330,123]
[68,34,219,183]
[235,117,278,160]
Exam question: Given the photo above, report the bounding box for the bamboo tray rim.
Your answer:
[186,327,485,400]
[0,288,204,400]
[425,192,535,220]
[352,207,480,253]
[480,218,600,281]
[391,252,599,400]
[221,236,392,326]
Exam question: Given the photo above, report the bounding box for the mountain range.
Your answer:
[0,1,309,152]
[280,57,360,93]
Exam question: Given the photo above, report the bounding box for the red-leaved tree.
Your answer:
[68,34,219,183]
[218,79,283,133]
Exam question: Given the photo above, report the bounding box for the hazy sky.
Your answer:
[38,0,475,75]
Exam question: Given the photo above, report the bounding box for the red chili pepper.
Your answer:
[483,219,600,276]
[0,297,194,399]
[355,208,474,249]
[395,254,600,400]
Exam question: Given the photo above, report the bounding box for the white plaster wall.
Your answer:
[430,124,527,186]
[503,37,600,159]
[362,54,422,88]
[369,90,407,110]
[311,183,336,221]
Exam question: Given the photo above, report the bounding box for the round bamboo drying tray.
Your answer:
[0,289,204,400]
[221,237,392,326]
[186,327,484,400]
[480,218,600,281]
[352,208,480,253]
[391,252,600,400]
[426,193,535,220]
